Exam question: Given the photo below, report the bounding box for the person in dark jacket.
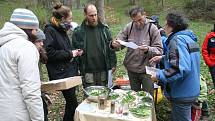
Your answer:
[72,4,117,88]
[151,12,200,121]
[44,3,83,121]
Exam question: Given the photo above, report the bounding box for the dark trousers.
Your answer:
[209,65,215,88]
[127,71,154,96]
[61,87,78,121]
[201,100,209,117]
[42,97,48,121]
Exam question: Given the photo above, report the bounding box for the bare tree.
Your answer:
[130,0,137,5]
[63,0,72,9]
[95,0,105,23]
[38,0,59,9]
[76,0,81,9]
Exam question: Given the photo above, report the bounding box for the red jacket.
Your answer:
[202,32,215,67]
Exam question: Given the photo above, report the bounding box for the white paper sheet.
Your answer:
[145,66,158,77]
[116,40,139,49]
[154,83,159,89]
[107,70,113,88]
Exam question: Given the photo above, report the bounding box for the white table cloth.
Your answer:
[74,100,155,121]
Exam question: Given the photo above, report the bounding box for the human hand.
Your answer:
[111,67,116,74]
[77,49,83,56]
[138,44,149,52]
[111,39,121,48]
[71,49,84,57]
[149,56,162,66]
[151,74,158,82]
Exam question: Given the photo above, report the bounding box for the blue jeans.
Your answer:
[171,101,193,121]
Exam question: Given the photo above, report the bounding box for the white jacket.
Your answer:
[0,22,44,121]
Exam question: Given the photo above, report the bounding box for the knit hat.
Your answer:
[150,15,159,24]
[10,8,39,30]
[36,29,46,41]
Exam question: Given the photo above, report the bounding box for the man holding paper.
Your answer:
[111,6,163,95]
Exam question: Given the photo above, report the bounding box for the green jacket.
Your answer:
[72,20,117,74]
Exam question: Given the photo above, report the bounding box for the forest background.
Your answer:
[0,0,215,120]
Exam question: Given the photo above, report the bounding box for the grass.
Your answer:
[0,0,215,120]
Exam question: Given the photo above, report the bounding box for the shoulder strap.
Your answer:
[126,22,134,41]
[148,22,152,45]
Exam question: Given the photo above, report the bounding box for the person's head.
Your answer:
[10,8,39,42]
[52,2,72,30]
[84,4,98,27]
[151,15,162,29]
[34,29,45,50]
[164,11,188,36]
[129,7,146,29]
[34,29,48,64]
[151,15,159,25]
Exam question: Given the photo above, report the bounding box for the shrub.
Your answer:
[184,0,215,22]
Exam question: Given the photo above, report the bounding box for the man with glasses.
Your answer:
[111,6,163,96]
[72,4,117,88]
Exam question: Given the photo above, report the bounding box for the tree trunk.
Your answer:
[95,0,105,23]
[130,0,137,5]
[39,0,55,9]
[76,0,81,9]
[64,0,72,9]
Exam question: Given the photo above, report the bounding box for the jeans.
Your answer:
[171,101,193,121]
[127,71,154,96]
[209,65,215,88]
[61,87,78,121]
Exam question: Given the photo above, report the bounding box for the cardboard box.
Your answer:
[41,76,82,92]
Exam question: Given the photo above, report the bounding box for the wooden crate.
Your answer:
[41,76,82,92]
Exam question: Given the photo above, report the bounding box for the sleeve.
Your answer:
[147,24,163,58]
[18,45,44,121]
[72,28,81,49]
[106,27,117,68]
[115,23,131,50]
[116,23,129,41]
[157,37,192,83]
[44,27,73,62]
[202,34,214,67]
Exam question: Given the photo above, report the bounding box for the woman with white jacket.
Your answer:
[0,8,44,121]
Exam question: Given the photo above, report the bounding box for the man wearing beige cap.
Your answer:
[0,8,44,121]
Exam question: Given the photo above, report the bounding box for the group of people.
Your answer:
[0,2,214,121]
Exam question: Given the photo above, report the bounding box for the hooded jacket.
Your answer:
[156,30,200,101]
[0,22,44,121]
[202,32,215,67]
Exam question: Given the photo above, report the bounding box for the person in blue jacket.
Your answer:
[151,12,200,121]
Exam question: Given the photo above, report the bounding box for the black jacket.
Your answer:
[44,24,78,80]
